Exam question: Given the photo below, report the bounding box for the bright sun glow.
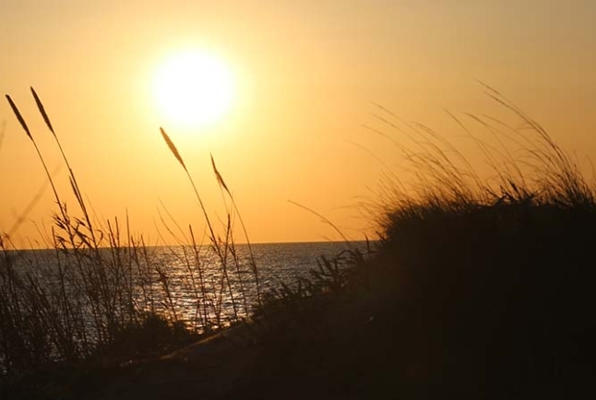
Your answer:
[153,51,235,128]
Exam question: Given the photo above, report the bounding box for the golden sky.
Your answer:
[1,0,595,248]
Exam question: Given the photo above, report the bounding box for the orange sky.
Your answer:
[1,1,596,248]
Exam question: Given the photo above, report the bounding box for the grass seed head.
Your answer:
[30,87,55,135]
[5,94,32,140]
[211,154,230,194]
[160,127,187,171]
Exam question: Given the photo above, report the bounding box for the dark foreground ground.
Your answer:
[2,261,594,400]
[4,202,596,399]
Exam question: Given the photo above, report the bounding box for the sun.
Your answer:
[152,50,235,128]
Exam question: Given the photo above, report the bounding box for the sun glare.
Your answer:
[153,51,235,128]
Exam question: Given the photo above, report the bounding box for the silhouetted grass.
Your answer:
[2,85,595,399]
[0,89,261,378]
[365,89,596,397]
[234,87,596,399]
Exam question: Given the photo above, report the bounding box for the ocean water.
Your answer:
[5,241,370,331]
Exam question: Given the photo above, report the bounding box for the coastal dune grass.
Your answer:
[0,88,261,375]
[232,88,596,399]
[344,88,596,397]
[374,89,596,396]
[1,85,595,399]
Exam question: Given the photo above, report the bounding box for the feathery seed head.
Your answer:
[5,95,32,140]
[160,127,187,171]
[30,87,55,135]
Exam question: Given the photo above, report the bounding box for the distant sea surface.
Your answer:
[14,241,367,272]
[227,241,369,287]
[10,241,371,327]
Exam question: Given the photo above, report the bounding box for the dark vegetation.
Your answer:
[1,89,259,377]
[1,85,595,399]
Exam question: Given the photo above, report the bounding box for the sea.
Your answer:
[5,241,371,331]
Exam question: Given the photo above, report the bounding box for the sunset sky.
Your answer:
[1,0,595,248]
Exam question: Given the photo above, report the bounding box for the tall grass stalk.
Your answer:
[159,127,260,325]
[1,90,266,374]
